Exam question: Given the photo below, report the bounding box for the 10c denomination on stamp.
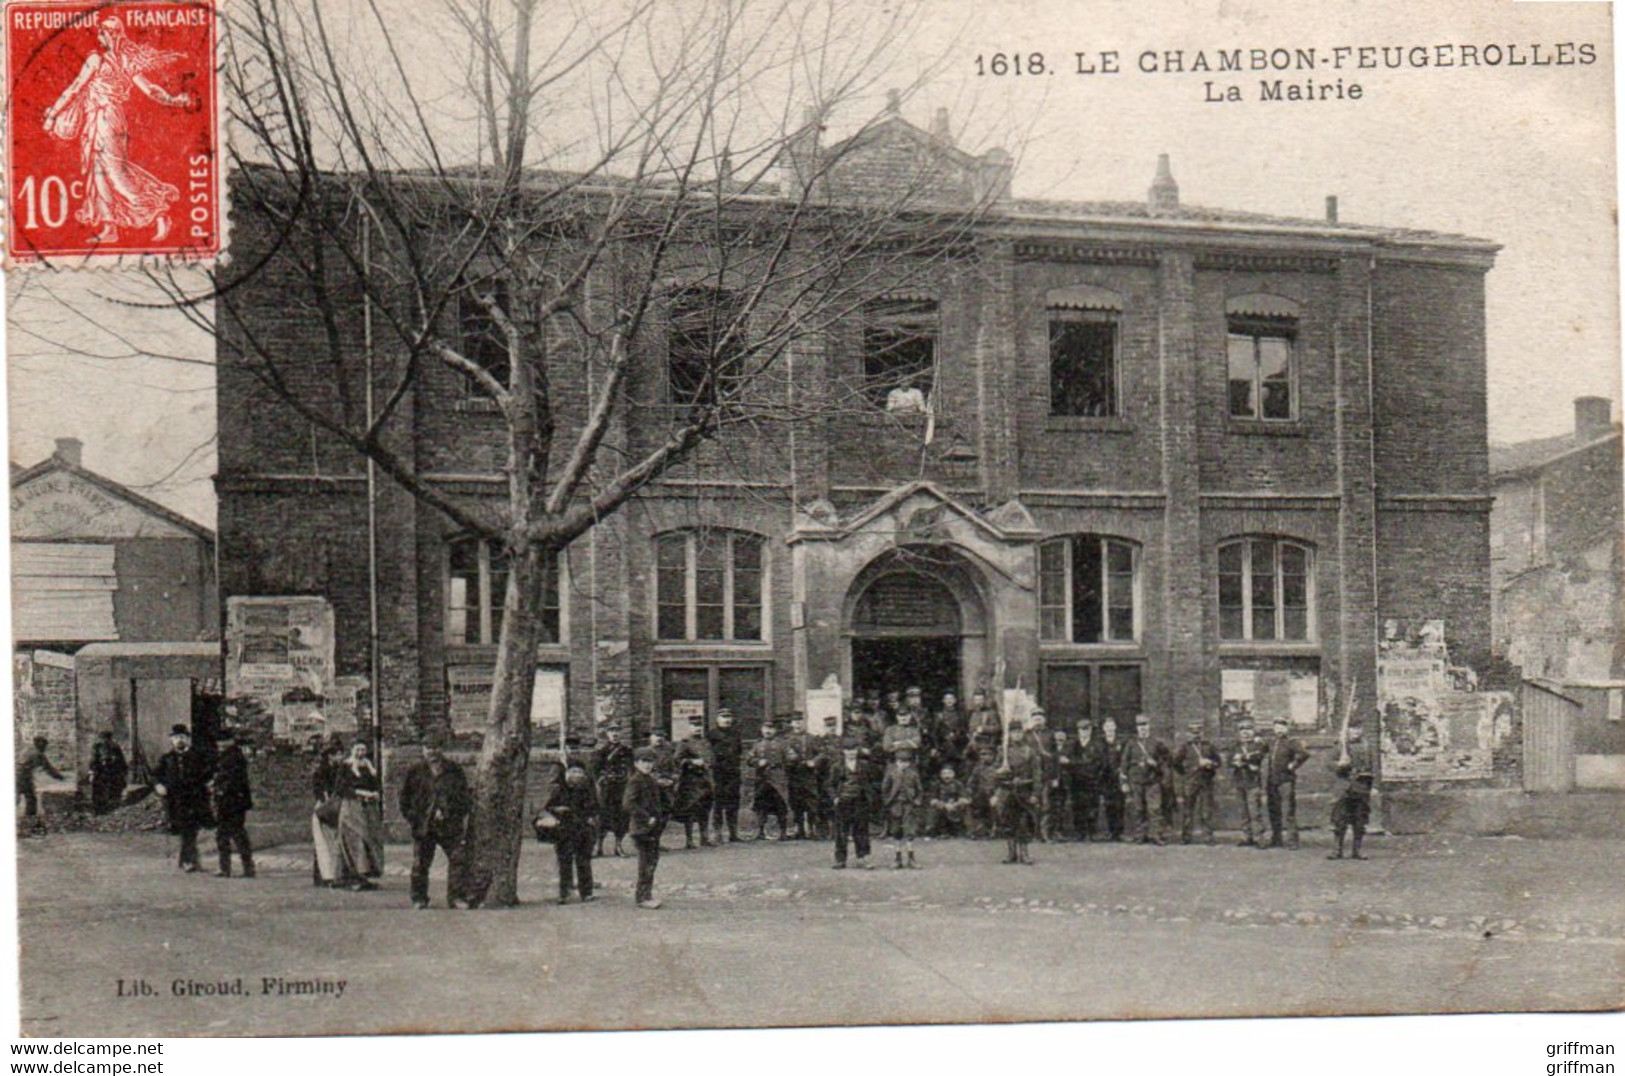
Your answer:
[4,0,221,266]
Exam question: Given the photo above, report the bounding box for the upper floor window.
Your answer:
[1218,536,1312,642]
[447,537,562,646]
[458,284,512,399]
[668,287,746,406]
[1225,294,1300,422]
[863,299,937,413]
[656,529,765,642]
[1038,535,1138,643]
[1047,285,1121,418]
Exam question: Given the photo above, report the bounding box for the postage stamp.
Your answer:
[2,0,221,266]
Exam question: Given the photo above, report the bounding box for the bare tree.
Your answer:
[153,0,1010,904]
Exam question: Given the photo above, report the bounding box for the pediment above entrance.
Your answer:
[789,481,1041,548]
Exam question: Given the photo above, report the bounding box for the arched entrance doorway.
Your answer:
[845,546,989,706]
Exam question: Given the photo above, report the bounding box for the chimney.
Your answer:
[785,105,825,198]
[930,107,953,146]
[53,437,82,468]
[1148,153,1179,216]
[1325,195,1339,223]
[1575,395,1613,439]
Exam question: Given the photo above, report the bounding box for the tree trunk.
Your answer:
[468,541,549,906]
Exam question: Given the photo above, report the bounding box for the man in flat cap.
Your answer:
[625,747,668,909]
[1328,724,1375,861]
[707,709,744,844]
[1173,719,1222,846]
[592,724,634,857]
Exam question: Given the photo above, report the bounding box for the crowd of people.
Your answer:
[555,685,1377,907]
[60,683,1374,913]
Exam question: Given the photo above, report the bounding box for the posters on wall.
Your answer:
[1377,622,1498,780]
[670,699,706,742]
[1220,667,1319,734]
[805,675,843,735]
[225,596,350,741]
[449,664,570,737]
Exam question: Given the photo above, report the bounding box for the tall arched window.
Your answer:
[1038,535,1139,643]
[655,529,766,642]
[1217,536,1313,642]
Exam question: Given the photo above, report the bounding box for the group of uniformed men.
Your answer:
[581,685,1379,873]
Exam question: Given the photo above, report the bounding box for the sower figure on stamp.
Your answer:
[707,709,744,844]
[592,725,634,857]
[1262,717,1310,849]
[400,744,473,910]
[1328,724,1375,861]
[1230,722,1267,847]
[827,742,872,869]
[542,761,600,903]
[625,747,668,909]
[210,730,255,878]
[153,725,212,872]
[89,730,128,816]
[41,15,194,245]
[1173,719,1221,845]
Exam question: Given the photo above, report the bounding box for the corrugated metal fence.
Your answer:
[1521,678,1581,792]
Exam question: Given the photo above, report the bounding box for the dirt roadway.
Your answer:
[16,831,1625,1036]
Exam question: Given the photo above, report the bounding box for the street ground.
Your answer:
[16,827,1625,1036]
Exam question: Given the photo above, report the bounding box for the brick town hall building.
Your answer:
[216,106,1499,766]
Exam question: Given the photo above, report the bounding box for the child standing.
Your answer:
[827,743,872,870]
[882,747,924,869]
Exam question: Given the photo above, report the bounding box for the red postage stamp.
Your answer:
[3,0,222,266]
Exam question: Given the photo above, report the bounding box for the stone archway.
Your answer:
[842,544,991,703]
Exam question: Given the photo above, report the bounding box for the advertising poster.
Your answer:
[225,596,339,740]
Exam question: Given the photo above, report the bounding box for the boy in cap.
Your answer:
[624,747,667,908]
[927,764,971,837]
[882,746,924,868]
[543,760,600,903]
[827,742,873,869]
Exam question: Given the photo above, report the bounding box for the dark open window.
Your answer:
[458,283,512,399]
[862,299,937,411]
[1049,311,1118,417]
[668,287,746,405]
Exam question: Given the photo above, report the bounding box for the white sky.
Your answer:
[4,0,1620,528]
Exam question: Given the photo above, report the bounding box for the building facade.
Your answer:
[217,108,1499,769]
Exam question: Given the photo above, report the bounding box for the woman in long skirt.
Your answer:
[334,740,385,891]
[310,738,348,887]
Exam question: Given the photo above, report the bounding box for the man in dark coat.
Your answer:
[672,734,715,848]
[16,735,63,826]
[89,731,128,816]
[1119,714,1171,846]
[625,747,667,909]
[1328,724,1376,861]
[1096,719,1128,840]
[1263,717,1311,849]
[592,725,634,857]
[1070,720,1107,841]
[210,730,255,878]
[1230,722,1267,847]
[399,745,473,909]
[542,760,600,903]
[750,722,792,840]
[994,729,1043,865]
[785,719,820,840]
[1173,719,1222,845]
[706,709,744,843]
[153,725,212,872]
